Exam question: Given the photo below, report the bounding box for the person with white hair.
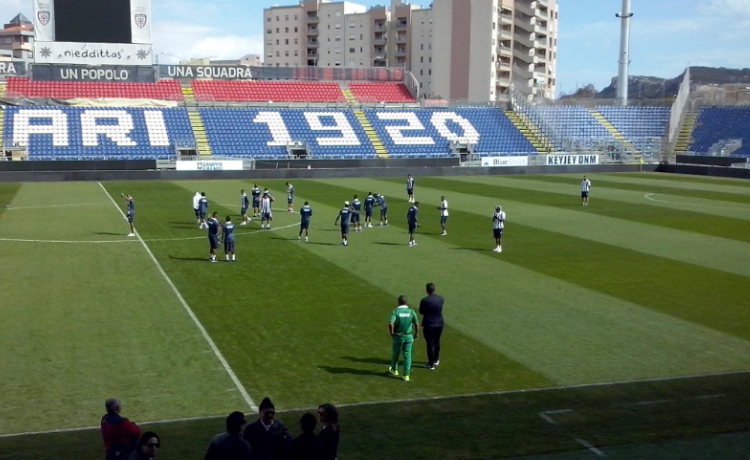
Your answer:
[101,398,141,460]
[492,205,506,253]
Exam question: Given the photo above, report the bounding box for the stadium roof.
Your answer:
[7,13,31,26]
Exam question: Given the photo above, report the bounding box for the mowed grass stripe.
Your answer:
[330,178,750,343]
[599,173,750,194]
[116,179,550,408]
[509,174,750,205]
[0,183,248,435]
[421,177,750,243]
[299,179,750,384]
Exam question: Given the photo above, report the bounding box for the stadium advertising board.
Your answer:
[32,64,156,82]
[159,65,254,80]
[34,42,153,66]
[481,156,528,167]
[0,61,28,78]
[545,154,600,166]
[176,161,244,171]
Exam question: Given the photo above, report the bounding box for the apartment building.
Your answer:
[0,14,34,62]
[263,0,558,102]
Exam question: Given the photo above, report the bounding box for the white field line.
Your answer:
[574,437,607,457]
[4,203,105,211]
[2,369,746,439]
[539,413,560,426]
[98,182,257,412]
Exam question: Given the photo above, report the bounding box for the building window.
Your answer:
[335,11,342,16]
[294,50,299,56]
[285,27,289,33]
[276,16,279,21]
[267,29,272,34]
[349,48,355,53]
[276,39,279,45]
[294,38,298,44]
[267,17,271,22]
[335,23,341,29]
[267,53,273,58]
[421,44,423,50]
[335,36,341,41]
[276,28,279,33]
[285,39,289,45]
[420,69,423,75]
[350,23,356,28]
[285,15,289,21]
[335,48,341,54]
[276,51,280,57]
[267,40,272,46]
[295,14,298,20]
[294,27,298,32]
[285,51,289,56]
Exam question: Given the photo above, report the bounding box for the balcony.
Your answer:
[496,76,511,86]
[498,28,512,39]
[307,27,319,36]
[395,47,408,56]
[513,63,532,79]
[514,33,533,48]
[307,51,319,57]
[497,43,512,57]
[396,35,408,44]
[533,53,547,64]
[395,21,408,30]
[307,40,319,47]
[373,38,387,45]
[306,15,319,23]
[515,2,534,16]
[534,23,548,34]
[374,23,387,32]
[497,60,511,71]
[499,13,513,24]
[535,7,549,19]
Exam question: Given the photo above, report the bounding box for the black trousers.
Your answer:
[423,326,444,365]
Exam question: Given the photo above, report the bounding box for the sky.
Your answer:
[2,0,750,96]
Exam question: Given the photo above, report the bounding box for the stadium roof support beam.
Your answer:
[616,0,633,106]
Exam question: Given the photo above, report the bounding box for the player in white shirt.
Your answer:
[437,196,449,236]
[193,191,201,225]
[260,192,273,229]
[492,205,506,253]
[581,176,592,206]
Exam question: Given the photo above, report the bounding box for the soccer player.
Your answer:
[251,184,262,217]
[351,195,362,232]
[388,295,419,382]
[364,192,376,228]
[207,212,220,262]
[334,201,352,246]
[193,191,201,225]
[286,182,295,212]
[492,205,506,253]
[260,192,273,229]
[299,201,313,241]
[240,189,251,226]
[376,193,388,226]
[120,193,135,237]
[223,216,236,262]
[581,175,592,206]
[198,192,209,229]
[438,195,448,236]
[406,174,415,203]
[407,202,420,247]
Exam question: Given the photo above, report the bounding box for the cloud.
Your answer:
[152,21,263,63]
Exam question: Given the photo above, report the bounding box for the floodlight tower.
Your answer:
[616,0,633,106]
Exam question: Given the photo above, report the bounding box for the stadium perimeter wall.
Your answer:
[0,161,655,183]
[656,164,750,180]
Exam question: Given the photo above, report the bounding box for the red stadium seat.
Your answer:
[349,83,415,103]
[191,80,344,103]
[6,77,184,101]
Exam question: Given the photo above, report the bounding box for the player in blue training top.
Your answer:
[364,191,376,228]
[298,201,313,241]
[334,200,352,246]
[351,195,362,232]
[223,215,236,262]
[240,189,251,226]
[120,193,136,237]
[198,192,209,229]
[260,191,274,229]
[251,184,262,217]
[207,212,221,262]
[406,174,415,203]
[407,202,420,247]
[286,182,295,212]
[376,193,388,226]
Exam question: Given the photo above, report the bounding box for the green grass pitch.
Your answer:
[0,173,749,459]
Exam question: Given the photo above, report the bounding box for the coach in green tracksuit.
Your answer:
[388,295,420,382]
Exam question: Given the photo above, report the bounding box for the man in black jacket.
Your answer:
[243,397,292,460]
[419,283,444,370]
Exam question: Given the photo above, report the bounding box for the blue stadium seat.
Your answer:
[690,107,750,157]
[3,107,195,160]
[597,106,670,153]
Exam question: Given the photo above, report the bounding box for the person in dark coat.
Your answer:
[101,398,141,460]
[419,283,445,369]
[125,432,160,460]
[317,404,339,460]
[290,413,320,460]
[243,397,292,460]
[205,411,252,460]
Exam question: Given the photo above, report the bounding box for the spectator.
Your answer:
[101,398,141,460]
[317,404,340,460]
[419,283,445,370]
[125,432,160,460]
[243,397,292,460]
[290,413,320,460]
[205,411,252,460]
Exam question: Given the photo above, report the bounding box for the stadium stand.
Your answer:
[5,77,184,101]
[533,105,616,150]
[349,83,416,103]
[596,106,670,153]
[200,108,377,158]
[365,108,537,157]
[191,81,345,103]
[3,107,195,160]
[690,107,750,157]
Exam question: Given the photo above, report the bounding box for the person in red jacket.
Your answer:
[101,398,141,460]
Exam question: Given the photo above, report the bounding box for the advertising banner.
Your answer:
[33,0,56,42]
[481,156,528,167]
[176,161,244,171]
[31,64,156,82]
[545,154,600,166]
[158,65,254,80]
[0,61,28,78]
[130,0,152,44]
[34,42,153,66]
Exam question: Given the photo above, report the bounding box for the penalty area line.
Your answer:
[98,182,257,412]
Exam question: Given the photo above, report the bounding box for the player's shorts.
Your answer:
[365,210,373,219]
[581,191,589,198]
[224,240,234,253]
[351,213,360,223]
[408,222,417,234]
[209,236,219,250]
[493,228,503,239]
[199,212,207,220]
[288,197,294,204]
[194,208,200,218]
[253,199,260,207]
[128,214,134,223]
[241,207,248,216]
[441,216,448,224]
[380,207,388,218]
[340,225,350,235]
[407,188,414,195]
[300,222,310,230]
[262,212,272,221]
